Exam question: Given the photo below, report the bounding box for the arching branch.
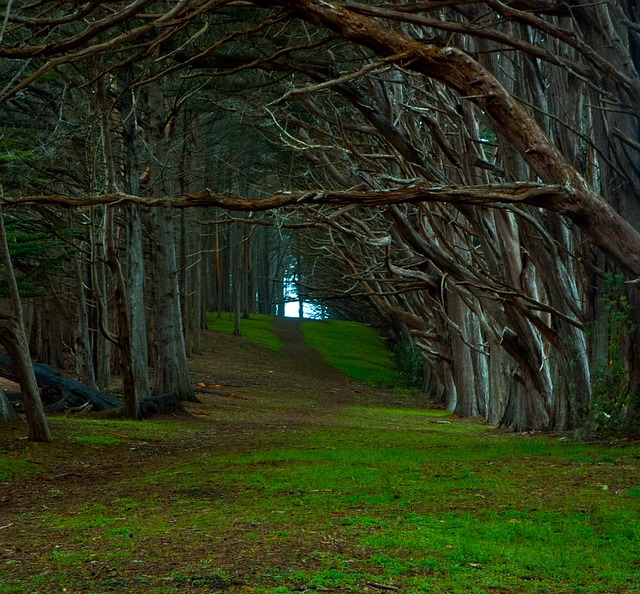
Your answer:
[0,181,570,210]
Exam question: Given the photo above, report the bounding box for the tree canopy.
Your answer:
[1,0,639,435]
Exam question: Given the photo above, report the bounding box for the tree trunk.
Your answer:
[0,354,123,412]
[125,205,151,402]
[448,289,486,418]
[0,389,18,421]
[29,296,66,369]
[145,80,195,402]
[74,249,97,389]
[0,207,51,441]
[179,210,191,357]
[148,208,196,401]
[89,228,112,391]
[0,318,51,441]
[105,208,145,420]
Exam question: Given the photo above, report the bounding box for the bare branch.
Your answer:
[270,52,411,105]
[2,181,571,210]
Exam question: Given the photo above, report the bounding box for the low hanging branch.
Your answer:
[4,177,640,279]
[1,181,571,210]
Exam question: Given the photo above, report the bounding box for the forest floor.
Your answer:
[1,319,639,593]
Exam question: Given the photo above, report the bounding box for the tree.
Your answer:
[1,0,640,433]
[0,208,51,442]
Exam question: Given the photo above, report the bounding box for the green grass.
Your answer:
[3,325,640,593]
[206,311,282,351]
[3,407,640,592]
[0,455,42,481]
[0,417,195,483]
[74,435,124,445]
[229,424,638,593]
[51,416,195,441]
[204,315,403,385]
[301,319,405,387]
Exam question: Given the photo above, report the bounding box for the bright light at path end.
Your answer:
[284,301,323,319]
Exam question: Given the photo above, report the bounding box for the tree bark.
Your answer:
[73,249,97,389]
[0,389,19,421]
[145,80,195,402]
[0,207,51,441]
[148,208,196,401]
[125,205,151,404]
[0,319,51,441]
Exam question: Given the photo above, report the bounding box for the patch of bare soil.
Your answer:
[0,318,404,592]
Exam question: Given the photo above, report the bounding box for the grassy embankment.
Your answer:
[0,314,639,593]
[206,312,283,352]
[207,313,406,388]
[300,319,405,388]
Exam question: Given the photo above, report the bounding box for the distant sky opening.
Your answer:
[284,300,324,319]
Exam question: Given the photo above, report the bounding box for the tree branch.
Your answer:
[247,0,640,276]
[2,181,572,210]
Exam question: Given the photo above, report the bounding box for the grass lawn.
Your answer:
[206,311,283,351]
[301,319,406,388]
[2,411,639,593]
[1,318,639,593]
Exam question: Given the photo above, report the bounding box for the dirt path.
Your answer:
[0,321,362,516]
[1,320,412,593]
[272,317,361,405]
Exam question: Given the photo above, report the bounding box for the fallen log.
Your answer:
[0,354,123,411]
[0,356,191,418]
